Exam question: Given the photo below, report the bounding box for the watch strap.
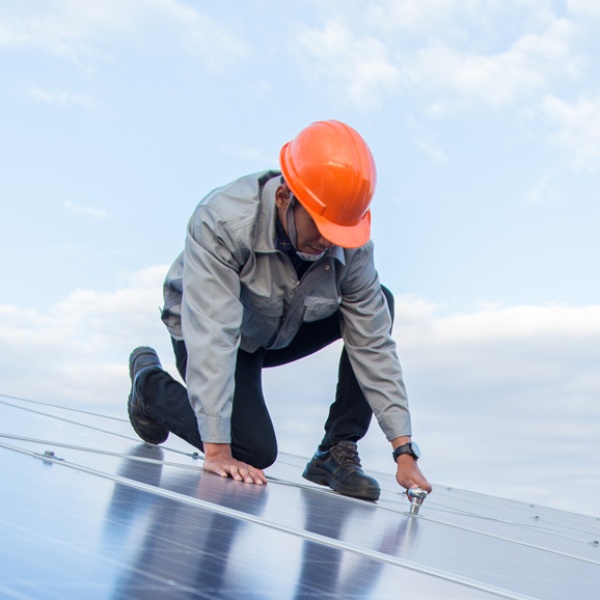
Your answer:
[392,442,419,463]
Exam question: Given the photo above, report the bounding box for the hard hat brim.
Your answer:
[306,205,371,249]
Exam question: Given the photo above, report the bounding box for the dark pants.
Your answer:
[139,286,395,469]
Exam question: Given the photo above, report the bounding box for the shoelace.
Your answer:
[330,443,362,467]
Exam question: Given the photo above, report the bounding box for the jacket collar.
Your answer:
[255,174,346,265]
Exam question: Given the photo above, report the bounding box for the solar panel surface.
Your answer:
[1,395,599,599]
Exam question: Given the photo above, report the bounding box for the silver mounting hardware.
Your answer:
[407,488,428,515]
[34,449,64,462]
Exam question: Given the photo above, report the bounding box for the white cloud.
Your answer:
[403,17,577,113]
[1,271,598,515]
[30,86,102,109]
[567,0,600,19]
[542,94,600,171]
[266,294,600,514]
[293,21,399,109]
[414,138,448,163]
[64,201,110,219]
[366,0,485,36]
[0,0,247,70]
[0,265,174,406]
[406,116,449,163]
[293,3,580,114]
[0,10,74,57]
[399,302,600,344]
[375,297,600,514]
[366,0,563,41]
[527,174,560,205]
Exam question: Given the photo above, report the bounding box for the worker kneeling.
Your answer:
[127,120,431,501]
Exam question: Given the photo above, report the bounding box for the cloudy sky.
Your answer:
[1,0,599,516]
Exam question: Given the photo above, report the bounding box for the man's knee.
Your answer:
[235,443,277,470]
[253,446,278,470]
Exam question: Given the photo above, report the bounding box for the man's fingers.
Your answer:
[231,464,263,484]
[204,458,267,485]
[244,466,267,485]
[235,466,254,484]
[396,460,432,494]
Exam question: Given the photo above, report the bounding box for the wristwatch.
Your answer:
[392,441,421,463]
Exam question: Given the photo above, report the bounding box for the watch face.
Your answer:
[410,442,421,459]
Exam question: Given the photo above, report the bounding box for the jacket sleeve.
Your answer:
[339,243,413,441]
[181,204,247,444]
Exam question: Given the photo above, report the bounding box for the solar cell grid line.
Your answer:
[0,392,129,422]
[0,397,197,459]
[418,501,600,540]
[378,482,600,542]
[1,432,599,557]
[0,432,204,471]
[0,397,143,442]
[2,429,599,557]
[0,439,544,600]
[425,483,600,520]
[2,394,597,524]
[0,479,240,598]
[1,466,506,599]
[2,399,600,599]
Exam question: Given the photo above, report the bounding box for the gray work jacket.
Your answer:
[162,171,412,444]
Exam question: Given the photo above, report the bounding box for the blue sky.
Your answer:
[1,1,599,516]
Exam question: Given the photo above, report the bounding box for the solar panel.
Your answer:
[1,395,599,599]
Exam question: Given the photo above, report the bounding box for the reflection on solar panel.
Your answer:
[1,394,599,599]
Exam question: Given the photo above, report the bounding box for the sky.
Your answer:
[1,0,599,517]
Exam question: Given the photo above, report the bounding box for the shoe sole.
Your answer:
[128,349,169,445]
[127,387,169,445]
[302,465,381,501]
[129,347,161,380]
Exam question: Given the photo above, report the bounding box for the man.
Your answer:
[128,120,431,501]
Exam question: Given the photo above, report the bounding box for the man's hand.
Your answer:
[391,436,432,494]
[395,454,432,493]
[203,442,268,485]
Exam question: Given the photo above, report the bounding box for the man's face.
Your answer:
[292,200,334,255]
[275,184,334,255]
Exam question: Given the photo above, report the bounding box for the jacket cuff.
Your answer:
[196,414,232,444]
[377,412,413,442]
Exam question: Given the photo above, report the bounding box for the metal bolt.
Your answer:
[407,488,428,515]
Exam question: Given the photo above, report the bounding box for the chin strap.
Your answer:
[286,196,327,262]
[285,196,299,248]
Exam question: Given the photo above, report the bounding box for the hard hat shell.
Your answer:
[279,120,376,248]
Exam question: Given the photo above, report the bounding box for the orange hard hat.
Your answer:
[279,120,377,248]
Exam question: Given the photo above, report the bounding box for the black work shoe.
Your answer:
[127,346,169,445]
[302,441,381,501]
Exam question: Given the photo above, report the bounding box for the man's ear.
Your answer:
[275,184,292,211]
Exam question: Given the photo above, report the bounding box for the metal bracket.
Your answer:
[34,450,65,463]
